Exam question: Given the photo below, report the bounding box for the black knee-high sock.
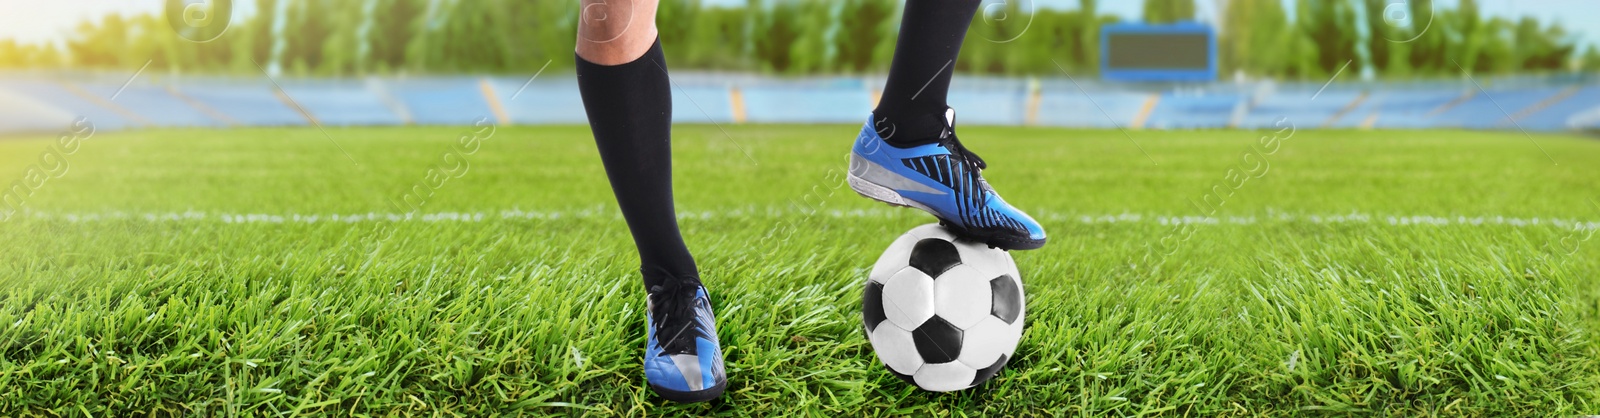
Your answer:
[576,39,698,289]
[874,0,983,145]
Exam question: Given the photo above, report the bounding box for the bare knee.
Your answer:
[576,0,659,65]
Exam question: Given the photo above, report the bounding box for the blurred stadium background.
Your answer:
[2,0,1599,134]
[5,1,1600,415]
[5,72,1600,133]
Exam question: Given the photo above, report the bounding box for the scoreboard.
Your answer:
[1099,22,1217,82]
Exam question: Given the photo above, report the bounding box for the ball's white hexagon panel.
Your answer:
[1010,314,1025,349]
[881,267,937,330]
[1002,260,1022,291]
[931,264,994,329]
[912,360,978,392]
[907,223,957,242]
[869,232,920,284]
[868,323,924,375]
[956,316,1022,370]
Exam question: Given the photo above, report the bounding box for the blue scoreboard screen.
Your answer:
[1099,22,1217,82]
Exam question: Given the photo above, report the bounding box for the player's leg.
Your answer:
[873,0,980,143]
[849,0,1047,250]
[574,0,727,403]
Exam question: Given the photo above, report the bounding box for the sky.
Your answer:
[0,0,1595,48]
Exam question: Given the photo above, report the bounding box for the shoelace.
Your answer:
[939,130,987,171]
[935,108,987,171]
[648,281,702,355]
[938,126,991,195]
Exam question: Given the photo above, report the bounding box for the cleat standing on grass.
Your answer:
[643,281,727,403]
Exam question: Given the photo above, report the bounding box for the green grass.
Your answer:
[1,124,1598,416]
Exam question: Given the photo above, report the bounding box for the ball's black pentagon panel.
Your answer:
[971,354,1010,386]
[989,275,1022,324]
[911,316,963,364]
[908,238,962,278]
[862,281,887,333]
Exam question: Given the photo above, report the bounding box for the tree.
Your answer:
[1142,0,1195,24]
[748,0,803,73]
[1581,45,1600,72]
[1297,0,1360,76]
[1222,0,1292,78]
[834,0,897,73]
[1364,0,1413,78]
[658,0,703,67]
[1449,0,1486,73]
[7,0,1582,78]
[1078,0,1100,72]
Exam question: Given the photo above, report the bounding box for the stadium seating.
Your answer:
[483,77,588,125]
[72,82,225,128]
[169,80,308,127]
[945,77,1030,126]
[273,79,407,127]
[1144,91,1244,129]
[742,77,870,124]
[1431,88,1565,129]
[385,78,496,126]
[1,74,1596,135]
[0,86,75,133]
[1513,86,1600,131]
[1236,88,1365,129]
[1035,80,1150,129]
[1354,89,1464,129]
[0,79,144,131]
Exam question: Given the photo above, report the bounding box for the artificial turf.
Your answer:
[0,124,1598,416]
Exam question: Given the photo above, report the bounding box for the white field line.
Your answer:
[10,208,1600,230]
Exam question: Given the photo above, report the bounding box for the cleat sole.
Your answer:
[649,379,727,403]
[848,172,1045,250]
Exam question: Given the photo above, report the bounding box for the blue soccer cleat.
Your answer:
[643,281,727,403]
[849,108,1047,250]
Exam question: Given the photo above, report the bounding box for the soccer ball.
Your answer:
[862,223,1025,392]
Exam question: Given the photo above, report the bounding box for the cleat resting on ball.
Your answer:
[849,108,1047,250]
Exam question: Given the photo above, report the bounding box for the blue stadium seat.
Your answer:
[743,78,870,124]
[1359,89,1463,129]
[1432,88,1562,129]
[1,75,1593,134]
[1145,92,1241,129]
[1237,88,1362,129]
[1035,81,1148,129]
[274,79,405,127]
[387,79,497,126]
[1511,86,1600,131]
[72,82,223,128]
[0,86,77,134]
[0,80,141,131]
[668,85,736,124]
[171,81,308,127]
[944,77,1029,126]
[483,77,588,125]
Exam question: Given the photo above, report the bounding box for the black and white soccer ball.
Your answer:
[862,223,1025,392]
